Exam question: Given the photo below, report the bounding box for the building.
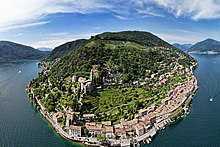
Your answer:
[78,77,93,94]
[66,110,78,126]
[161,97,172,105]
[83,114,97,122]
[139,108,148,116]
[115,128,126,138]
[120,119,138,129]
[78,77,87,90]
[69,125,82,137]
[102,126,114,138]
[66,115,72,127]
[86,124,102,135]
[135,123,145,136]
[84,81,93,94]
[53,112,63,124]
[72,75,78,82]
[102,121,112,126]
[147,112,156,124]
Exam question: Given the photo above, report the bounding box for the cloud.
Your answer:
[0,0,219,33]
[47,32,69,36]
[1,0,219,31]
[137,7,164,17]
[0,21,50,32]
[134,0,220,20]
[113,14,129,20]
[0,0,109,31]
[32,32,101,48]
[156,29,212,44]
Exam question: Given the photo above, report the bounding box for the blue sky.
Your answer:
[0,0,220,48]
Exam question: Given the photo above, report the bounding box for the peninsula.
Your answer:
[27,31,198,146]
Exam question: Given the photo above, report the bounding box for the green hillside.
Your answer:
[0,41,48,62]
[43,39,86,61]
[30,31,196,123]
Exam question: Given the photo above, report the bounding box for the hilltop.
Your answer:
[0,41,48,62]
[30,31,196,123]
[43,39,86,61]
[187,39,220,54]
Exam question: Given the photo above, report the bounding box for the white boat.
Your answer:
[18,71,21,73]
[210,98,213,102]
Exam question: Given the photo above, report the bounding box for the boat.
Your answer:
[210,98,213,102]
[18,71,21,73]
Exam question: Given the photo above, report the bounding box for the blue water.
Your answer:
[1,55,220,147]
[0,61,82,147]
[144,54,220,147]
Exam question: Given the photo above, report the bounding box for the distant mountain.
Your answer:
[187,39,220,54]
[0,41,48,62]
[173,43,193,51]
[37,47,53,52]
[43,39,86,61]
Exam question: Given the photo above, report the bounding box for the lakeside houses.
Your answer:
[53,112,63,124]
[27,60,198,146]
[102,126,115,138]
[69,125,82,137]
[86,123,103,135]
[135,123,145,136]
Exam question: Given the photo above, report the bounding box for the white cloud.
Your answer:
[47,32,69,36]
[0,0,219,33]
[155,29,213,44]
[32,32,101,48]
[113,14,128,20]
[0,0,109,31]
[135,0,220,20]
[0,21,50,32]
[137,7,164,17]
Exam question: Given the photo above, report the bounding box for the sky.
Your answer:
[0,0,220,49]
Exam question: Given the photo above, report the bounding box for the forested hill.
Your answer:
[43,39,86,61]
[95,31,173,48]
[0,41,48,62]
[31,31,197,122]
[49,31,195,78]
[187,39,220,54]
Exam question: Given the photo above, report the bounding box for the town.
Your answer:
[27,58,198,146]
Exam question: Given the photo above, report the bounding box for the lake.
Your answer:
[144,54,220,147]
[0,61,82,147]
[1,55,220,147]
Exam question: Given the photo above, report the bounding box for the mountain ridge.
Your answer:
[43,39,87,61]
[0,41,48,62]
[173,43,193,51]
[187,39,220,54]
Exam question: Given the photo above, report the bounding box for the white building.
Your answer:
[69,125,82,137]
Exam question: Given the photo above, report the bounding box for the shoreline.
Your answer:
[26,72,198,146]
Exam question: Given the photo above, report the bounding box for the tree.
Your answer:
[96,134,107,144]
[48,105,55,112]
